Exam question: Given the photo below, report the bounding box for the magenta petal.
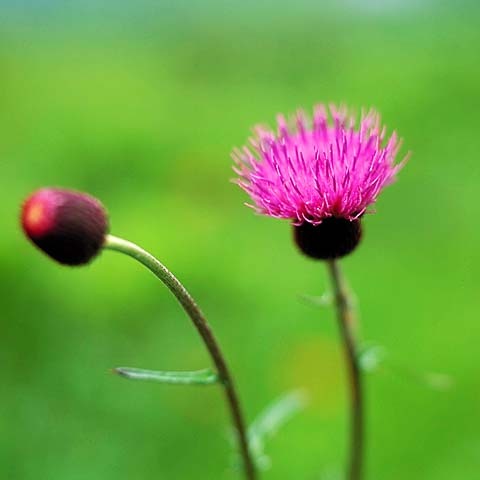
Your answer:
[232,104,407,224]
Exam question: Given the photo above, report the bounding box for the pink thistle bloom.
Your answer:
[233,104,407,226]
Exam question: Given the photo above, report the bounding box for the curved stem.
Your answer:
[327,260,363,480]
[104,234,257,480]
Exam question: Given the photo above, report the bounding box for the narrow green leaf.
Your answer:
[420,372,454,391]
[357,343,387,373]
[113,367,219,386]
[388,362,454,392]
[358,342,454,391]
[247,390,308,470]
[299,292,333,308]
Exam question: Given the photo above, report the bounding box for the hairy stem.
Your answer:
[104,234,257,480]
[327,260,363,480]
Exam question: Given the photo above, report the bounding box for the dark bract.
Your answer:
[293,217,362,260]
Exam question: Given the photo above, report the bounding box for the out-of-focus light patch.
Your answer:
[340,0,427,15]
[280,337,343,413]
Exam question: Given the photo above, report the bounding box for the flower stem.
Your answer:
[326,260,363,480]
[104,234,257,480]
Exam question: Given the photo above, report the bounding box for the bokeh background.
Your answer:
[1,1,480,479]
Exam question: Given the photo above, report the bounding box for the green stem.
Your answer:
[327,260,363,480]
[104,234,257,480]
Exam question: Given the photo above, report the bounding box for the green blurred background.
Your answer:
[1,1,480,479]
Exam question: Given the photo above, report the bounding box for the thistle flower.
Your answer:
[21,188,108,265]
[233,104,407,259]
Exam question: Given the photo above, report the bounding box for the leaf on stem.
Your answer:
[299,292,333,308]
[388,362,454,392]
[357,342,454,391]
[357,343,387,373]
[247,390,308,470]
[112,367,219,386]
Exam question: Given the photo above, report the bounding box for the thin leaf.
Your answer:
[247,390,308,470]
[113,367,219,386]
[299,292,333,308]
[357,342,454,391]
[357,343,387,373]
[388,362,454,392]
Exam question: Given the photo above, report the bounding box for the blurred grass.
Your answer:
[1,1,480,479]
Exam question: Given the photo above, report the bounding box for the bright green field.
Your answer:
[1,2,480,479]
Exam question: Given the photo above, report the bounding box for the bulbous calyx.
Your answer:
[293,217,362,260]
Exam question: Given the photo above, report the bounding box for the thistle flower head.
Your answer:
[21,188,108,266]
[233,104,407,259]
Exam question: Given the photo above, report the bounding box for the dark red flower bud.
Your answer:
[21,188,109,266]
[293,217,362,260]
